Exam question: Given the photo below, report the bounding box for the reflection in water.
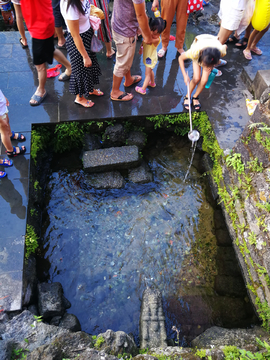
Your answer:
[41,134,255,345]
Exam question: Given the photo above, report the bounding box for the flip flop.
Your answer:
[30,91,47,106]
[243,49,252,60]
[0,171,7,178]
[124,76,142,87]
[10,131,26,141]
[0,158,13,167]
[227,35,240,44]
[19,38,28,49]
[110,92,133,101]
[251,47,262,55]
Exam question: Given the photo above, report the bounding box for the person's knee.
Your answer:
[193,76,201,85]
[35,63,46,73]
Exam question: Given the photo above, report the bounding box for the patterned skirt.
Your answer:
[66,27,102,97]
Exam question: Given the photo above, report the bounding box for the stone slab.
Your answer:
[251,70,270,100]
[83,145,140,173]
[84,171,125,189]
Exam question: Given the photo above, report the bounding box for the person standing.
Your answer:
[20,0,72,106]
[217,0,249,44]
[60,0,103,108]
[152,0,188,58]
[110,0,153,102]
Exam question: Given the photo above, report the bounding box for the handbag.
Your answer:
[91,33,103,52]
[187,0,203,14]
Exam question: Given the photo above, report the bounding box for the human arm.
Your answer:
[133,2,152,44]
[151,0,159,12]
[178,52,190,85]
[67,19,92,67]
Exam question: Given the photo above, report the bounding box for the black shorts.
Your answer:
[32,35,55,66]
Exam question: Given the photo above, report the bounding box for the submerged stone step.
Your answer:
[82,145,140,173]
[84,171,125,189]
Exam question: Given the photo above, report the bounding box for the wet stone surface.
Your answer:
[40,133,256,345]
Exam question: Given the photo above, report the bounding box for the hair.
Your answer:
[148,17,167,34]
[198,48,221,66]
[67,0,85,15]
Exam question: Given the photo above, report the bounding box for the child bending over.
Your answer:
[179,34,227,110]
[135,17,166,95]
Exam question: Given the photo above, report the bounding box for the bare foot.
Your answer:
[74,97,94,108]
[177,48,185,55]
[89,89,104,96]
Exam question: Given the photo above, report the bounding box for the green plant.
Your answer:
[25,225,39,260]
[54,122,85,153]
[11,348,29,359]
[255,202,270,213]
[247,158,264,173]
[30,315,43,328]
[248,231,257,246]
[33,180,41,191]
[94,335,105,349]
[225,153,245,174]
[139,348,149,354]
[31,126,51,164]
[195,349,206,358]
[223,346,240,360]
[30,208,38,217]
[255,215,268,232]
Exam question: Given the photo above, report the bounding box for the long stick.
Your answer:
[186,72,193,133]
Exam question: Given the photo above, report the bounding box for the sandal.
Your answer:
[0,158,13,167]
[89,89,104,96]
[235,37,248,48]
[74,99,94,108]
[6,146,26,157]
[0,171,7,178]
[215,59,227,68]
[149,81,156,88]
[135,86,146,95]
[227,35,240,44]
[157,48,167,59]
[243,49,252,60]
[183,96,190,111]
[192,96,201,111]
[10,131,26,141]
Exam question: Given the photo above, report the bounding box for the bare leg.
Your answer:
[111,74,133,100]
[150,69,155,85]
[53,49,71,76]
[141,67,152,91]
[14,4,27,46]
[55,26,66,47]
[0,114,25,154]
[250,24,270,49]
[30,63,47,105]
[217,26,233,45]
[105,42,115,57]
[123,70,142,87]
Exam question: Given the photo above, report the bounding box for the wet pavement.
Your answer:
[0,0,270,312]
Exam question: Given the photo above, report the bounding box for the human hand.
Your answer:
[151,0,159,12]
[5,96,9,107]
[143,35,152,45]
[184,73,190,85]
[83,56,92,67]
[137,27,142,37]
[139,45,143,55]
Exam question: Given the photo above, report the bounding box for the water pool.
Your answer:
[40,133,254,345]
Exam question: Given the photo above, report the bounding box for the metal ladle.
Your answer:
[186,73,200,145]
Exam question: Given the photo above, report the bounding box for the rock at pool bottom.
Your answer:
[83,146,141,173]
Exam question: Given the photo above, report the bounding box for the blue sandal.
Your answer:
[10,131,26,141]
[6,146,26,157]
[0,171,7,178]
[0,158,13,167]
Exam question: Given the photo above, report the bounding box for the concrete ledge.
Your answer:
[241,68,270,99]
